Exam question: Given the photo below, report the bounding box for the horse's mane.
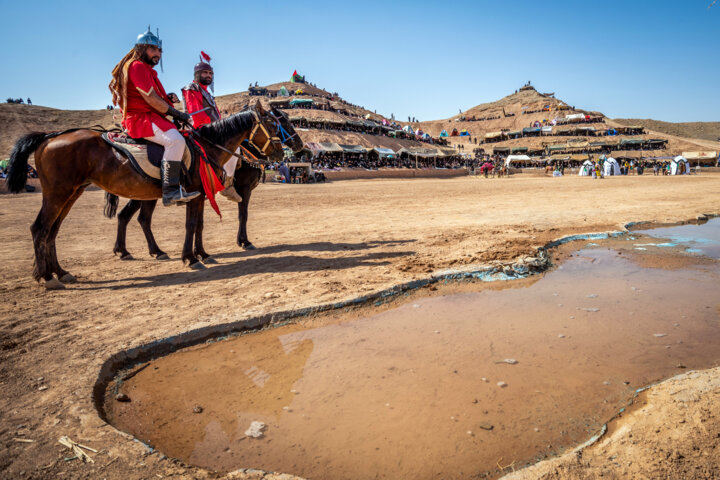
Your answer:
[197,110,254,146]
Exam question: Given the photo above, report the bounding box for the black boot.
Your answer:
[162,160,200,206]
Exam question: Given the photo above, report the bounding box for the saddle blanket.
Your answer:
[101,132,192,182]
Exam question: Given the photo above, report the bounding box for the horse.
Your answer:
[6,101,297,289]
[108,138,280,260]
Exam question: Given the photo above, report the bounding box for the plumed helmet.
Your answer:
[136,26,162,47]
[194,62,213,73]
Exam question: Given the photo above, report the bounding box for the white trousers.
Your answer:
[223,148,240,177]
[146,123,185,162]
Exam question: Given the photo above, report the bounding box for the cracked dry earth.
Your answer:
[1,174,720,479]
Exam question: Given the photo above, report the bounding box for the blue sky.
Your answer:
[0,0,717,122]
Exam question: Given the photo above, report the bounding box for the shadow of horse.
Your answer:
[213,239,416,259]
[76,244,417,290]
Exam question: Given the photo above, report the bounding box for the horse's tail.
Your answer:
[7,132,48,193]
[104,192,119,218]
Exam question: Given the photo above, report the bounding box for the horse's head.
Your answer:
[268,106,304,154]
[247,101,303,162]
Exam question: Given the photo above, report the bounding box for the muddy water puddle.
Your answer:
[105,222,720,480]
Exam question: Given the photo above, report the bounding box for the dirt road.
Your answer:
[1,174,719,479]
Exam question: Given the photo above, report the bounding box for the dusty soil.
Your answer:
[614,118,720,144]
[1,174,720,479]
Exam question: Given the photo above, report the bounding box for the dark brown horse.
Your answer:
[7,102,294,289]
[108,135,294,260]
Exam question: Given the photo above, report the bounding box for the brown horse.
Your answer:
[7,102,294,289]
[109,116,302,259]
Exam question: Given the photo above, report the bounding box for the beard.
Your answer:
[197,75,213,86]
[141,50,160,66]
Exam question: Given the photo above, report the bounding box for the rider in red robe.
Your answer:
[109,27,200,206]
[182,58,242,202]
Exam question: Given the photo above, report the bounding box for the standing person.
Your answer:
[26,98,32,105]
[109,26,199,206]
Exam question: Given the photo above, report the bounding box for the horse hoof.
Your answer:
[120,254,134,261]
[156,253,170,261]
[59,273,77,283]
[45,278,66,290]
[190,262,207,270]
[202,256,218,264]
[243,243,257,250]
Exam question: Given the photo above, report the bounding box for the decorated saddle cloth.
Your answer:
[100,132,193,182]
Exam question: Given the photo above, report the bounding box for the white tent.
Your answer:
[541,126,553,135]
[402,125,415,135]
[505,155,531,167]
[566,113,585,121]
[670,155,690,175]
[603,157,620,176]
[578,160,594,176]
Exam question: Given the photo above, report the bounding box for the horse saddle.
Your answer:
[101,132,193,182]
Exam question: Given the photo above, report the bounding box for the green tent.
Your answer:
[289,98,313,106]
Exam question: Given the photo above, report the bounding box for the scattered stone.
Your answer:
[677,364,686,369]
[674,323,680,327]
[558,334,565,338]
[434,330,440,334]
[481,377,488,382]
[38,386,48,391]
[472,399,478,404]
[193,405,203,414]
[478,423,494,431]
[497,359,518,365]
[290,389,298,394]
[569,316,575,319]
[603,381,611,385]
[587,294,598,298]
[37,377,44,382]
[282,406,292,412]
[582,308,600,312]
[115,393,130,402]
[244,421,266,438]
[534,427,540,432]
[654,333,668,338]
[497,381,507,388]
[412,304,421,308]
[558,303,564,307]
[467,430,474,436]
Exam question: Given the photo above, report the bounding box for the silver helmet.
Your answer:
[136,26,162,47]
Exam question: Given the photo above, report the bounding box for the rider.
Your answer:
[182,56,243,202]
[109,26,200,206]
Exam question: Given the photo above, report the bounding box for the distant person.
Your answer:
[27,98,32,105]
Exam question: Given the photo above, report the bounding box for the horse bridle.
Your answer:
[246,109,286,156]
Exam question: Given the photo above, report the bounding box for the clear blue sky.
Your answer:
[1,0,718,122]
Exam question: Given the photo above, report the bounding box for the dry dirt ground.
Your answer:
[1,174,719,479]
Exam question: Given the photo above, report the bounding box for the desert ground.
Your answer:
[1,174,719,479]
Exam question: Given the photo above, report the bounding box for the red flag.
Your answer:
[292,69,297,76]
[201,51,212,62]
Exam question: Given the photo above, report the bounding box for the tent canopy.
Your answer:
[372,147,396,158]
[682,151,717,160]
[439,129,448,137]
[505,155,531,167]
[289,98,313,106]
[339,144,367,154]
[318,142,343,153]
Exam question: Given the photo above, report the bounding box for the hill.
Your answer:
[613,119,720,143]
[0,104,116,159]
[412,85,719,158]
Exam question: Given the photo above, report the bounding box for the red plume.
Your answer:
[200,51,212,62]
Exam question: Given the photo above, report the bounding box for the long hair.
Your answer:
[109,46,143,119]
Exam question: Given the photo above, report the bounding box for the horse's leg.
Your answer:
[236,187,256,250]
[31,189,77,288]
[48,186,86,282]
[182,197,204,269]
[137,200,168,260]
[194,198,216,263]
[114,200,142,260]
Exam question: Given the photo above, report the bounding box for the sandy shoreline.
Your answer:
[1,174,719,479]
